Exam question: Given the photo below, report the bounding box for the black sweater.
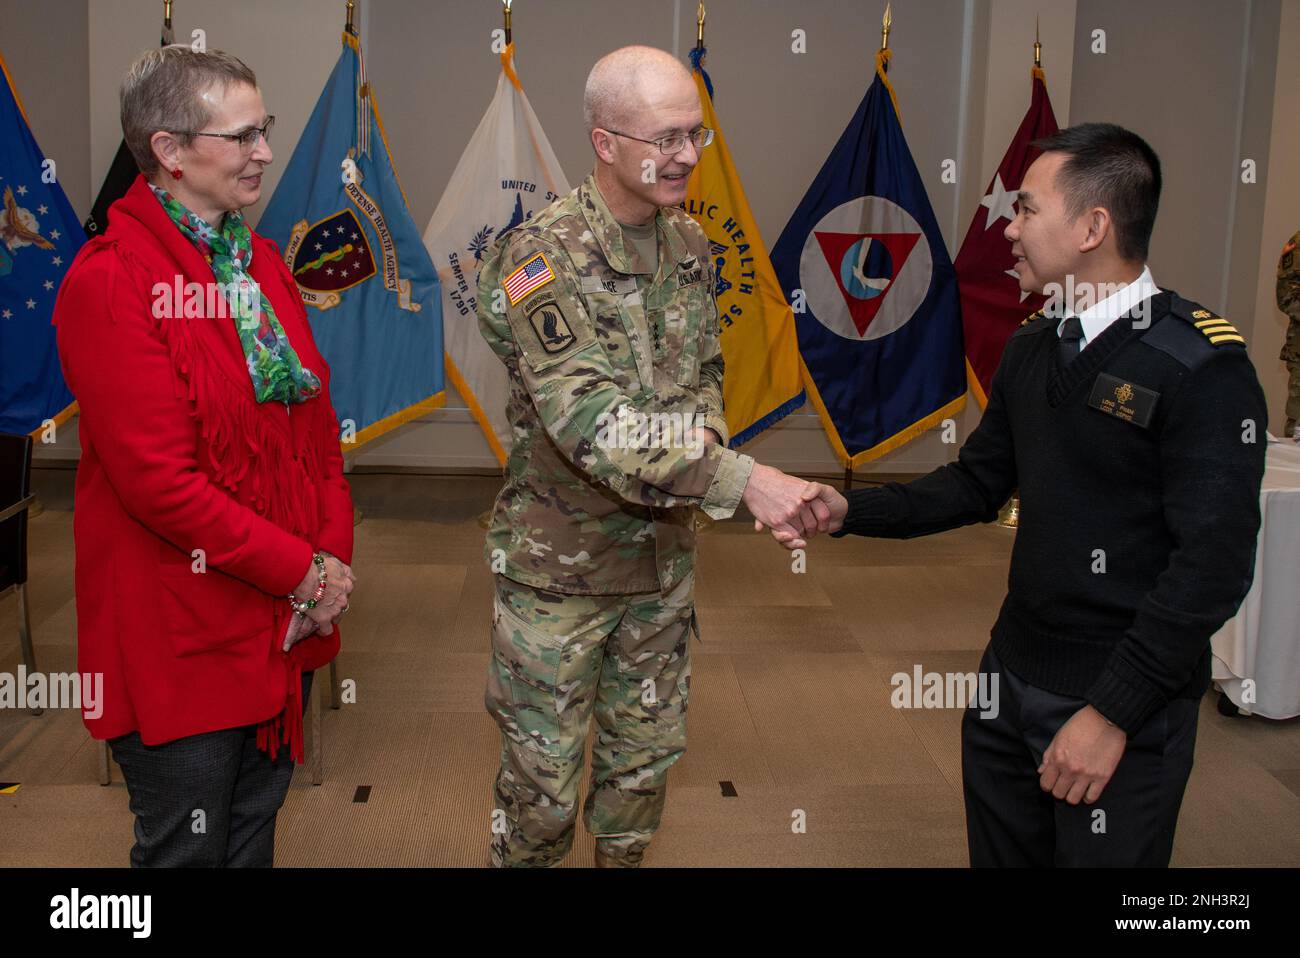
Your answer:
[834,291,1268,734]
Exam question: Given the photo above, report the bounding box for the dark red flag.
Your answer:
[955,67,1058,407]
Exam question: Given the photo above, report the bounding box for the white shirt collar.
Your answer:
[1056,266,1160,347]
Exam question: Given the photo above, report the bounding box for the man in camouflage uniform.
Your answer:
[475,46,829,867]
[1278,230,1299,438]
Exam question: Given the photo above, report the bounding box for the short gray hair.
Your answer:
[120,45,258,176]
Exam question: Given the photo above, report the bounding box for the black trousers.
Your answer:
[108,670,313,868]
[962,645,1197,867]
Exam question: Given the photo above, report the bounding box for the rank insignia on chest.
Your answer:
[527,299,576,354]
[1087,373,1159,428]
[504,252,556,306]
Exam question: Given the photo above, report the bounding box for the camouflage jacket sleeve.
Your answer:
[694,257,731,446]
[488,233,753,519]
[1279,231,1300,364]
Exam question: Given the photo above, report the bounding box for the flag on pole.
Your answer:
[770,49,965,467]
[83,15,175,238]
[423,43,568,466]
[683,47,804,448]
[956,66,1058,407]
[258,30,444,449]
[0,52,79,435]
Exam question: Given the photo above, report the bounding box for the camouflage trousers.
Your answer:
[485,572,695,867]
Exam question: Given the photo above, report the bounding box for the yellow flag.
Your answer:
[684,68,805,447]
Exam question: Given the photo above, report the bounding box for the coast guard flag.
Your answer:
[956,66,1058,407]
[684,48,804,448]
[423,43,568,466]
[0,52,78,435]
[258,31,444,448]
[770,50,965,467]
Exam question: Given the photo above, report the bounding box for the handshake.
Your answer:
[685,428,847,549]
[741,463,849,550]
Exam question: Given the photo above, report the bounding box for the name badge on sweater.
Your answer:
[1087,373,1159,428]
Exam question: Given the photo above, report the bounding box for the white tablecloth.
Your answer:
[1211,436,1300,719]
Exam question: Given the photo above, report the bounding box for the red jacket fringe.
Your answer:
[53,175,353,762]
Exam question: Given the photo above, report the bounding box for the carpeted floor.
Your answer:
[3,468,1299,867]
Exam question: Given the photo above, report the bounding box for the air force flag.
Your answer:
[0,52,78,435]
[771,50,965,467]
[258,31,444,448]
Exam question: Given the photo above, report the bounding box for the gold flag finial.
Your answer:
[697,2,706,50]
[163,0,172,29]
[882,3,892,51]
[1034,16,1042,67]
[503,0,513,45]
[345,0,356,36]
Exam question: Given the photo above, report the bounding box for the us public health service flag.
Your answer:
[684,48,805,448]
[423,43,568,466]
[771,50,965,466]
[259,31,444,448]
[0,53,78,435]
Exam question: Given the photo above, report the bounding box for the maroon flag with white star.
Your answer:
[955,67,1058,407]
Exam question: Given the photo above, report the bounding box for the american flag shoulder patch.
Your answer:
[504,252,556,306]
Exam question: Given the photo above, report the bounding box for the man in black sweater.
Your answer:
[774,123,1268,866]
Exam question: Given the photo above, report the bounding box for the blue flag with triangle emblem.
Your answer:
[770,50,965,467]
[0,53,79,435]
[258,31,444,448]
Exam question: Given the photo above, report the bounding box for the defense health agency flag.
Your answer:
[258,30,444,449]
[770,49,966,467]
[423,43,568,466]
[956,66,1058,407]
[683,48,804,448]
[0,52,78,435]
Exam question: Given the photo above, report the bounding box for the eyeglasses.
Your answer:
[175,116,275,152]
[604,126,714,155]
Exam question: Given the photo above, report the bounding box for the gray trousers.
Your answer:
[108,670,313,867]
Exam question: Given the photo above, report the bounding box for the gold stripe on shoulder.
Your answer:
[1208,333,1246,345]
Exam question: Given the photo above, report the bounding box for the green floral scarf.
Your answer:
[150,184,321,404]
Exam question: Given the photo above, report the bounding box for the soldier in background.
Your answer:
[475,45,830,868]
[1278,230,1299,438]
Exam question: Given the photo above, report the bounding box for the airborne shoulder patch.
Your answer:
[1188,308,1246,347]
[526,298,576,354]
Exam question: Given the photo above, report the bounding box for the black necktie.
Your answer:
[1058,316,1084,366]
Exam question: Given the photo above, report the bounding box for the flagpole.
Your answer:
[503,0,513,46]
[879,3,892,71]
[696,1,706,54]
[163,0,172,34]
[345,0,357,36]
[998,29,1044,532]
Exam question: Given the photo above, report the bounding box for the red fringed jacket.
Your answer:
[53,175,353,761]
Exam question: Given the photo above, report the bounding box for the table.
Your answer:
[1211,436,1300,719]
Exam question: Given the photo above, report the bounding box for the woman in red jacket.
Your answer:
[53,46,356,867]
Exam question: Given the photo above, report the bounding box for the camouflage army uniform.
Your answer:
[1278,230,1300,437]
[476,173,755,867]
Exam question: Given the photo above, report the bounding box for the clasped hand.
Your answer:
[744,465,848,550]
[283,554,356,652]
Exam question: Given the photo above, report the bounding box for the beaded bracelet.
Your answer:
[288,552,328,615]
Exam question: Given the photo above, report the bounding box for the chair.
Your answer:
[307,659,341,785]
[0,433,40,716]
